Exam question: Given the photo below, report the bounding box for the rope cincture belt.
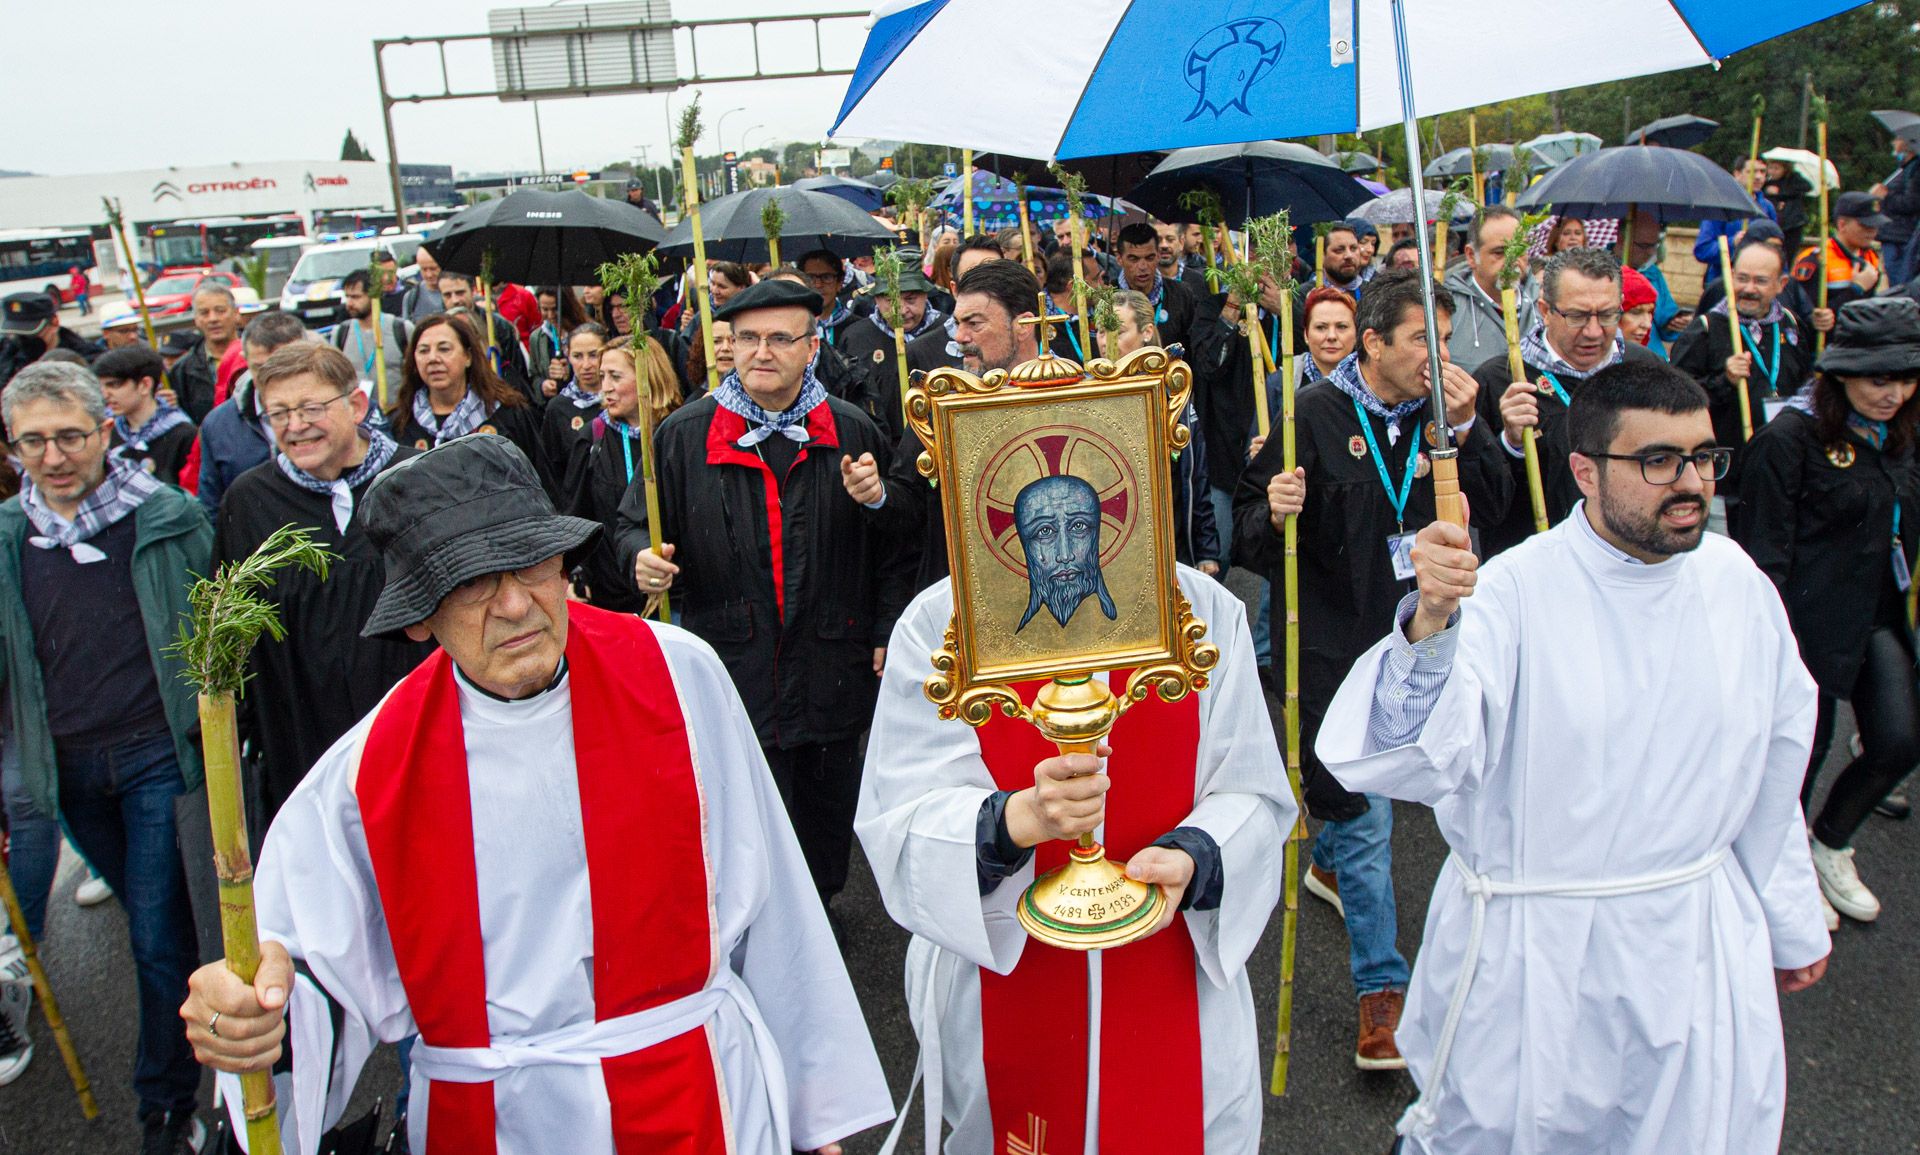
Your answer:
[1398,847,1732,1139]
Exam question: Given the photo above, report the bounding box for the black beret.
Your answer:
[712,278,822,322]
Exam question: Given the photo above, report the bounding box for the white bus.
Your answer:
[0,227,106,304]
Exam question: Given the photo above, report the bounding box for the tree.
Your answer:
[340,129,375,162]
[784,141,822,178]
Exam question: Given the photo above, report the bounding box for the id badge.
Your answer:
[1763,397,1789,424]
[1894,539,1912,593]
[1388,532,1417,581]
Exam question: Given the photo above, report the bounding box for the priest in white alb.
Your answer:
[1318,361,1830,1154]
[855,565,1293,1155]
[180,434,894,1155]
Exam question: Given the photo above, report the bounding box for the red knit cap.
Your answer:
[1620,266,1657,312]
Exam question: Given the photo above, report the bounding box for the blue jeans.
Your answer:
[56,732,201,1119]
[1884,239,1913,291]
[1310,793,1411,998]
[1,727,61,941]
[1205,485,1235,572]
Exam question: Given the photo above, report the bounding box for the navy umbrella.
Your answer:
[655,186,898,264]
[428,189,665,285]
[1624,114,1720,149]
[1126,142,1374,230]
[971,150,1166,200]
[1514,146,1760,222]
[792,175,886,213]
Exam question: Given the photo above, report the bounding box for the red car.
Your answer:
[102,268,258,324]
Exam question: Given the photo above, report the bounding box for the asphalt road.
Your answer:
[1,582,1914,1153]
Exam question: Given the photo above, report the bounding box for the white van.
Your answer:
[280,234,428,327]
[249,235,319,301]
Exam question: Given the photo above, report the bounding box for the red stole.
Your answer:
[975,679,1206,1154]
[355,604,729,1155]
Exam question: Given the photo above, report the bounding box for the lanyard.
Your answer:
[1743,321,1783,392]
[352,322,376,376]
[1354,398,1423,529]
[1060,309,1086,361]
[614,419,635,486]
[1539,371,1571,407]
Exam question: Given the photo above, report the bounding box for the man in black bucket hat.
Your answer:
[183,432,893,1155]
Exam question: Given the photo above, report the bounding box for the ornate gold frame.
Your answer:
[906,343,1220,726]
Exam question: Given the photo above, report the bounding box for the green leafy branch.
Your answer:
[1179,188,1228,292]
[676,95,703,152]
[761,199,787,247]
[1089,282,1121,337]
[1811,92,1829,128]
[1434,176,1472,235]
[1508,146,1537,191]
[367,249,390,297]
[887,178,936,217]
[596,251,663,317]
[1046,162,1096,313]
[172,525,336,699]
[1499,209,1551,292]
[1247,211,1296,300]
[872,245,906,328]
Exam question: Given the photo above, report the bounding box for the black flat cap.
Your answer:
[1835,191,1890,228]
[358,433,600,638]
[1816,297,1920,376]
[712,278,821,321]
[1,293,54,336]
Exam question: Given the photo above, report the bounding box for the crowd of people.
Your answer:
[0,133,1911,1153]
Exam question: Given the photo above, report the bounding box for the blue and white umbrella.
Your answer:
[831,0,1867,161]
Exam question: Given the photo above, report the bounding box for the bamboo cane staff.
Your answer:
[1501,210,1552,532]
[1432,177,1469,285]
[677,98,722,396]
[1013,173,1037,275]
[961,149,974,236]
[1717,236,1756,443]
[174,526,337,1155]
[1746,95,1767,197]
[761,198,785,270]
[478,249,503,377]
[366,251,393,414]
[103,198,158,349]
[1815,95,1832,357]
[599,252,672,621]
[1313,220,1335,290]
[1469,113,1485,207]
[874,246,913,428]
[1047,163,1095,358]
[0,861,95,1119]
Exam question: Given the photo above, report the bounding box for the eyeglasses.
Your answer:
[8,422,107,460]
[444,556,567,608]
[801,271,839,286]
[1544,302,1623,330]
[264,392,353,429]
[731,330,811,352]
[1585,448,1733,485]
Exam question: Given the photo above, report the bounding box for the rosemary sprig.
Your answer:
[1179,188,1228,292]
[1248,211,1296,298]
[873,245,906,328]
[676,95,703,152]
[596,250,663,316]
[760,198,786,248]
[1498,209,1551,293]
[172,525,335,699]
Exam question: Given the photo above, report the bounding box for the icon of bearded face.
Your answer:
[1014,475,1118,631]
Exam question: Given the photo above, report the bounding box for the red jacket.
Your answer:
[497,282,541,342]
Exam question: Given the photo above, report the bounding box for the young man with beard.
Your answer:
[1670,239,1813,535]
[213,342,429,821]
[839,259,1038,591]
[1234,269,1512,1072]
[624,278,911,921]
[330,268,413,393]
[1319,360,1828,1153]
[1473,247,1664,556]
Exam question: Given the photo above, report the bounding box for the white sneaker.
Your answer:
[0,937,33,1086]
[74,874,113,907]
[1819,891,1841,933]
[1811,840,1881,922]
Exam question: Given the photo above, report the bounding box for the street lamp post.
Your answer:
[716,106,748,157]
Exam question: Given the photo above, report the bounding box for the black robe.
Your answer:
[109,420,198,488]
[835,318,956,442]
[573,416,648,615]
[1472,342,1665,557]
[1234,380,1513,821]
[213,449,434,821]
[1669,310,1815,512]
[391,395,553,499]
[540,388,602,512]
[614,394,914,749]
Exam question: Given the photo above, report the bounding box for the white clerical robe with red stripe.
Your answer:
[220,606,893,1154]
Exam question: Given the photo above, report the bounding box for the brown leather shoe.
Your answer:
[1355,990,1408,1071]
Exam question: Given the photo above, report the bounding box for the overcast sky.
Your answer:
[5,0,877,177]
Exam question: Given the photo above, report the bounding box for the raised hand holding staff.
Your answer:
[1407,498,1477,642]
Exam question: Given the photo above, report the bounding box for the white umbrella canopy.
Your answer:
[1762,146,1842,192]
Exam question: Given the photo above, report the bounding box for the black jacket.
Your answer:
[1882,155,1920,246]
[1472,342,1665,557]
[109,420,198,488]
[617,394,914,749]
[1186,292,1276,497]
[540,389,602,509]
[391,396,552,498]
[164,335,225,424]
[1735,405,1920,695]
[0,329,102,405]
[1129,274,1198,354]
[1234,380,1513,821]
[1669,309,1814,502]
[836,316,954,442]
[570,416,649,614]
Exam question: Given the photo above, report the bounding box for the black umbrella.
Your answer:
[1624,114,1721,149]
[656,186,898,264]
[867,171,902,190]
[1126,142,1374,230]
[1514,146,1759,223]
[1872,109,1920,147]
[792,175,885,213]
[1334,150,1384,174]
[1423,144,1520,178]
[970,150,1166,200]
[427,189,666,285]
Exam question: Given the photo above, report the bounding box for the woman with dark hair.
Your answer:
[530,286,588,384]
[1737,296,1920,928]
[1545,215,1588,256]
[394,313,550,493]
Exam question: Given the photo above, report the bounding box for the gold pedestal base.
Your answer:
[1017,841,1167,951]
